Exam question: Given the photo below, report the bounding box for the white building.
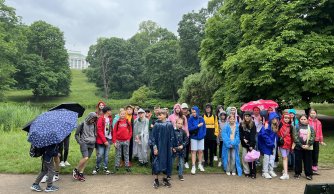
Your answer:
[68,51,90,69]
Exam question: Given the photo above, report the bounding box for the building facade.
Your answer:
[68,51,90,69]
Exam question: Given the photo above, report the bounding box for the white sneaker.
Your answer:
[40,175,47,183]
[226,172,231,176]
[64,161,71,166]
[191,166,196,175]
[198,164,205,172]
[218,161,222,167]
[269,171,277,178]
[232,172,236,176]
[280,173,289,180]
[59,161,65,167]
[184,162,189,169]
[53,175,59,182]
[262,173,272,179]
[214,156,218,161]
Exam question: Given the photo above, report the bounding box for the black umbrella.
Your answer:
[48,102,85,117]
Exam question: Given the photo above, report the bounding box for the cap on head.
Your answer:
[181,103,189,109]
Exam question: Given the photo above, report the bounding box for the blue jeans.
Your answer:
[96,139,111,169]
[173,155,184,176]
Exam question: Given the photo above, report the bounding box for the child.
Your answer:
[173,118,188,181]
[278,112,293,180]
[218,111,227,167]
[73,112,98,181]
[188,106,206,175]
[31,144,59,192]
[308,109,325,174]
[222,115,242,176]
[150,109,175,188]
[113,109,133,172]
[96,100,106,116]
[93,106,113,175]
[125,105,135,166]
[203,103,219,167]
[287,108,298,170]
[293,114,315,180]
[258,112,279,179]
[59,134,71,167]
[239,111,257,179]
[133,108,149,165]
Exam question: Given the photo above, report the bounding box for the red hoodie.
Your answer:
[112,118,132,143]
[96,115,113,145]
[308,117,323,142]
[278,118,293,150]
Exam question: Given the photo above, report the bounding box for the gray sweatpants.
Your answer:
[226,148,236,173]
[242,147,250,174]
[262,148,276,173]
[115,140,130,167]
[35,157,55,187]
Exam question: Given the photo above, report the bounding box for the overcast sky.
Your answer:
[7,0,208,55]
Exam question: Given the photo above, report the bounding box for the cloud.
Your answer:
[6,0,207,55]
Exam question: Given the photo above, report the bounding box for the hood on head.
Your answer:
[85,112,98,123]
[288,109,297,115]
[173,104,181,114]
[268,112,279,125]
[191,106,200,117]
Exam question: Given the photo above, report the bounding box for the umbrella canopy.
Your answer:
[49,102,85,117]
[244,150,260,162]
[28,109,78,148]
[240,99,278,111]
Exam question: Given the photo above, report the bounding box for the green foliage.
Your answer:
[130,85,156,106]
[200,0,334,107]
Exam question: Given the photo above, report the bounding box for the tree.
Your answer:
[200,0,334,107]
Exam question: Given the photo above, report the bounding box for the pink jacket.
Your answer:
[308,118,323,142]
[168,104,189,137]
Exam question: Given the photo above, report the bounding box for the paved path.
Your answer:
[1,170,334,194]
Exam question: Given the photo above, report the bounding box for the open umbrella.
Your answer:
[27,109,78,148]
[240,99,278,111]
[49,102,85,117]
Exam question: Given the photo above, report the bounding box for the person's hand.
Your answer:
[104,141,109,146]
[114,142,118,149]
[198,123,203,127]
[151,124,154,128]
[154,149,158,155]
[264,123,268,129]
[172,148,176,153]
[178,145,183,150]
[249,147,253,151]
[320,142,326,146]
[302,145,309,149]
[244,139,248,143]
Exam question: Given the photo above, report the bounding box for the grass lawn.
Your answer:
[1,130,333,174]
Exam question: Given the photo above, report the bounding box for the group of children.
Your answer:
[31,101,326,192]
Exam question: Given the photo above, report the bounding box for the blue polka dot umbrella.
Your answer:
[27,109,78,148]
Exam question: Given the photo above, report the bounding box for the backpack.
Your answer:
[29,145,45,158]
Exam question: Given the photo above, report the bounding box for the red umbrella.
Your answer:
[240,99,278,111]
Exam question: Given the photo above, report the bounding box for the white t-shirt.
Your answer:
[105,117,112,140]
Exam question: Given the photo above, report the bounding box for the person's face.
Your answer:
[154,109,159,115]
[283,115,290,123]
[158,113,166,121]
[127,108,133,115]
[134,108,139,114]
[120,111,126,119]
[205,107,211,113]
[176,120,183,129]
[99,103,104,110]
[175,107,181,114]
[182,108,188,115]
[289,113,295,119]
[268,108,273,113]
[220,114,226,120]
[145,112,151,118]
[271,118,278,124]
[106,110,112,116]
[244,115,251,121]
[89,118,97,124]
[230,108,236,115]
[191,109,197,117]
[229,116,236,124]
[300,116,308,125]
[253,108,260,115]
[310,110,317,119]
[139,112,145,118]
[219,107,224,112]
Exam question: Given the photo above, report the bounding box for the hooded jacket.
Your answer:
[288,109,299,127]
[75,112,98,145]
[112,118,132,143]
[168,104,189,136]
[258,112,279,155]
[96,114,113,144]
[277,113,293,150]
[308,117,323,142]
[188,106,206,140]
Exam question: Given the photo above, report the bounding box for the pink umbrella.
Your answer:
[244,150,260,162]
[240,99,278,111]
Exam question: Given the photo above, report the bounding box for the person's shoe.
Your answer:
[40,175,47,183]
[64,161,71,166]
[218,161,222,167]
[312,166,318,171]
[294,174,301,179]
[166,176,171,181]
[128,162,132,167]
[226,172,231,176]
[30,183,42,192]
[178,175,184,181]
[104,167,110,175]
[126,167,132,173]
[251,174,256,179]
[214,156,218,161]
[153,179,159,189]
[280,173,289,180]
[45,185,59,192]
[184,162,189,169]
[52,175,59,182]
[191,165,196,175]
[72,168,79,180]
[59,161,65,167]
[232,172,236,176]
[198,164,205,172]
[78,173,85,182]
[244,174,250,178]
[269,171,277,178]
[92,167,99,175]
[306,176,313,180]
[262,173,272,179]
[162,178,171,188]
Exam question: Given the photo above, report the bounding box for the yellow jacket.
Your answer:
[203,115,219,137]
